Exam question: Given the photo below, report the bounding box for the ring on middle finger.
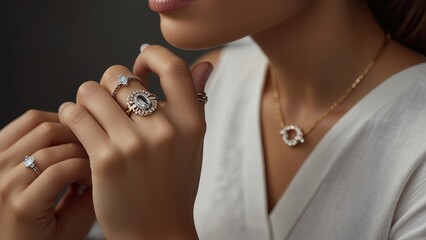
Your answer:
[111,75,141,99]
[125,89,159,116]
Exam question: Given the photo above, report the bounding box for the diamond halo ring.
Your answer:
[125,89,159,116]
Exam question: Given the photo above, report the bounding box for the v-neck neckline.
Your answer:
[241,43,426,239]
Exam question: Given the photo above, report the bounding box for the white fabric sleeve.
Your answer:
[390,158,426,239]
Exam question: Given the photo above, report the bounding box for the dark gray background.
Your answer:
[1,0,207,128]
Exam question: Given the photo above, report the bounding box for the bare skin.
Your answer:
[262,40,425,212]
[256,2,425,211]
[1,0,425,239]
[0,110,94,240]
[195,1,425,212]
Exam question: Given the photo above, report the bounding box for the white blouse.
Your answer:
[194,37,426,240]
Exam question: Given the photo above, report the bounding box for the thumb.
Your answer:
[190,61,214,93]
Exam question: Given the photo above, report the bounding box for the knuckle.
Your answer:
[22,109,51,129]
[91,146,124,174]
[44,164,64,183]
[37,122,58,137]
[61,104,87,126]
[145,44,162,54]
[11,198,29,219]
[120,135,146,159]
[77,81,101,102]
[66,143,86,157]
[151,121,176,146]
[23,109,44,122]
[93,145,119,162]
[161,57,189,75]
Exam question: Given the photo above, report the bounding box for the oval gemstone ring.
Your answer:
[125,89,158,116]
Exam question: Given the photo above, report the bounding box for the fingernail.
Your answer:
[58,102,71,113]
[140,43,151,52]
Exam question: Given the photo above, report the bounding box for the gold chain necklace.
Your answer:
[273,34,391,147]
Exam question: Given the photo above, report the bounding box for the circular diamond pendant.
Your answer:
[279,125,305,147]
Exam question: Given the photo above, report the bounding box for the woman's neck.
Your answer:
[251,1,386,121]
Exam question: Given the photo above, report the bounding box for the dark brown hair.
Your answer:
[368,0,426,55]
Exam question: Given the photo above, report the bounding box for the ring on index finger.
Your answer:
[111,75,141,99]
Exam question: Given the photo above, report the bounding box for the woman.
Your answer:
[1,0,425,239]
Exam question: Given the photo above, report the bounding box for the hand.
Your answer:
[59,45,213,240]
[0,110,95,240]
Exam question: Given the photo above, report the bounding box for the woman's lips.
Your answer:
[148,0,196,13]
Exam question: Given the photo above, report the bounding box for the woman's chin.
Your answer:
[161,29,218,50]
[160,22,245,50]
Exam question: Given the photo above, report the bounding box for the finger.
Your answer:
[132,45,201,119]
[0,110,59,152]
[75,80,136,138]
[191,61,213,93]
[55,184,95,240]
[138,43,151,88]
[21,157,92,214]
[9,143,90,191]
[97,65,165,126]
[190,61,214,118]
[59,102,110,155]
[26,143,87,169]
[3,122,79,167]
[100,65,145,110]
